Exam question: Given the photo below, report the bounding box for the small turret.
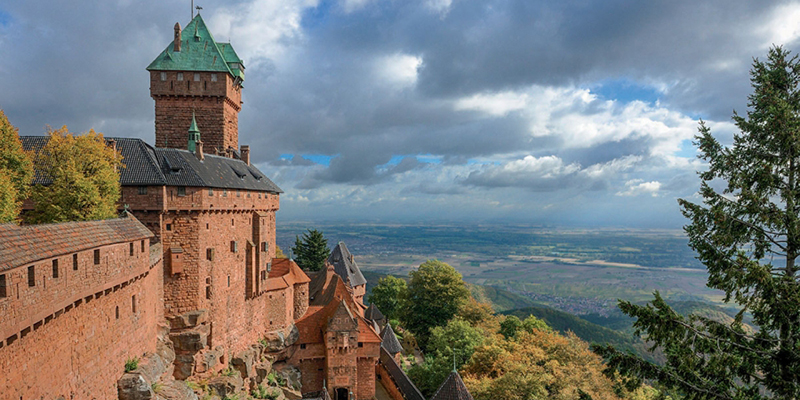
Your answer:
[188,112,200,152]
[173,23,181,52]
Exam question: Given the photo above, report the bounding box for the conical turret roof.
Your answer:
[365,303,385,322]
[380,323,403,354]
[430,371,474,400]
[327,242,367,287]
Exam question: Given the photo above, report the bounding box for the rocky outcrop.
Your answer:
[272,362,302,391]
[262,324,300,352]
[118,373,154,400]
[207,373,244,398]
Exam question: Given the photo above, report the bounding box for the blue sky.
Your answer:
[0,0,797,227]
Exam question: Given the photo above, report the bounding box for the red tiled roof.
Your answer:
[0,213,153,272]
[295,274,380,344]
[269,258,311,285]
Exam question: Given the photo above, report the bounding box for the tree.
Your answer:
[27,126,122,223]
[400,260,470,348]
[275,245,287,259]
[0,109,33,222]
[291,229,329,271]
[408,317,485,397]
[367,275,407,320]
[594,46,800,399]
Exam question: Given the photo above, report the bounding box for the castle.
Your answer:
[0,13,472,400]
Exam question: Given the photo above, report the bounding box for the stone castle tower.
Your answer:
[147,14,244,153]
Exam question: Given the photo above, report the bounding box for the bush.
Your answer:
[252,384,280,400]
[124,357,139,372]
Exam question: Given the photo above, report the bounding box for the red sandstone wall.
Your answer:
[376,364,405,400]
[357,357,377,400]
[150,71,241,151]
[0,243,161,400]
[294,282,309,319]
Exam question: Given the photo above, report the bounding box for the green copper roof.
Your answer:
[146,14,244,82]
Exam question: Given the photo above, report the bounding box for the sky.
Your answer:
[1,0,798,227]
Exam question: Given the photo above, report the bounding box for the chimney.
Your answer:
[195,140,204,161]
[240,145,250,165]
[173,23,182,52]
[107,139,117,153]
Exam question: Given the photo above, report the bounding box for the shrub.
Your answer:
[124,357,139,372]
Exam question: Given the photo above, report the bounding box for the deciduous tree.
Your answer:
[401,260,470,348]
[594,46,800,399]
[27,126,122,223]
[0,110,33,222]
[292,229,330,271]
[367,275,407,320]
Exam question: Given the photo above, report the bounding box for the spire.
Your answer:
[430,370,475,400]
[380,323,403,355]
[188,112,201,152]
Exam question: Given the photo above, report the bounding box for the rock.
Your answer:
[282,387,302,400]
[285,324,299,347]
[254,361,273,384]
[272,362,302,391]
[173,354,196,381]
[168,310,209,330]
[197,348,223,374]
[153,379,200,400]
[170,324,210,353]
[262,330,286,352]
[118,372,155,400]
[231,347,258,378]
[208,373,244,398]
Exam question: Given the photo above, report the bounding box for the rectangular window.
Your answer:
[132,295,137,313]
[223,189,228,197]
[236,190,241,197]
[141,240,145,253]
[0,274,6,298]
[194,73,200,81]
[52,260,59,279]
[138,186,147,195]
[160,72,167,81]
[211,73,218,82]
[177,186,186,196]
[300,344,306,349]
[208,188,214,196]
[358,342,363,348]
[261,242,268,252]
[73,253,78,270]
[94,249,100,265]
[206,248,215,261]
[230,241,238,253]
[166,224,172,231]
[177,72,184,81]
[129,242,134,256]
[28,266,35,287]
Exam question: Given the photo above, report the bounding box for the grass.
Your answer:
[124,357,139,373]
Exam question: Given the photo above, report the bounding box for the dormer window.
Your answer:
[211,74,218,82]
[177,72,184,81]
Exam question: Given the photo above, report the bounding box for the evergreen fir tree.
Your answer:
[593,46,800,399]
[292,229,330,271]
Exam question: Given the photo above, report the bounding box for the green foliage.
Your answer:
[401,260,470,348]
[594,46,800,399]
[124,357,139,372]
[292,229,330,271]
[151,381,164,394]
[368,275,407,320]
[221,367,238,377]
[499,315,522,339]
[0,110,33,223]
[251,384,280,400]
[266,371,278,386]
[27,126,122,223]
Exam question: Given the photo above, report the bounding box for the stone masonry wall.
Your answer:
[0,242,162,400]
[357,357,377,400]
[150,71,241,152]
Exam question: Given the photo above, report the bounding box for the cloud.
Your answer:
[374,53,423,87]
[616,180,662,197]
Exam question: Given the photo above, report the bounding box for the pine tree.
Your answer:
[27,126,122,223]
[593,46,800,399]
[0,109,33,223]
[292,229,330,271]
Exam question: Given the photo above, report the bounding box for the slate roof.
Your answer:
[327,242,367,287]
[430,371,475,400]
[381,324,403,355]
[365,303,385,323]
[147,14,244,81]
[0,212,153,273]
[379,347,425,400]
[20,136,282,193]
